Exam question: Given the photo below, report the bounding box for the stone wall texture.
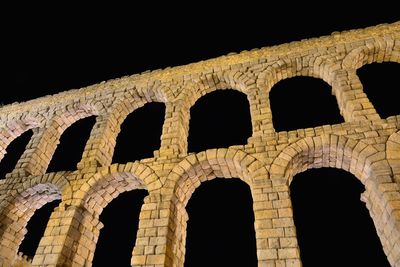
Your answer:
[0,21,400,266]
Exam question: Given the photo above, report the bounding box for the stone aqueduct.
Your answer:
[0,22,400,266]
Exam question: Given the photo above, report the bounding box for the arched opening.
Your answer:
[112,102,165,163]
[184,178,257,267]
[0,129,33,179]
[92,189,148,267]
[47,116,96,172]
[18,199,61,259]
[290,168,390,266]
[269,76,343,131]
[0,183,62,266]
[356,62,400,119]
[188,90,252,153]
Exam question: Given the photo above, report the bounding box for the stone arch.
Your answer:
[0,118,39,163]
[170,70,256,155]
[269,134,392,185]
[342,36,400,70]
[49,103,99,134]
[171,148,267,205]
[80,163,155,217]
[270,134,399,266]
[84,90,168,167]
[61,163,154,266]
[257,54,338,94]
[11,103,100,175]
[339,39,400,121]
[0,173,70,214]
[183,70,255,109]
[0,180,65,265]
[80,96,143,167]
[257,56,346,131]
[116,81,186,160]
[164,148,269,266]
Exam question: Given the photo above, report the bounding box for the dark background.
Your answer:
[1,4,399,267]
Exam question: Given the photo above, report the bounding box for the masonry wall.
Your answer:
[0,22,399,267]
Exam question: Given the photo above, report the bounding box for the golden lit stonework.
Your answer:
[0,22,399,266]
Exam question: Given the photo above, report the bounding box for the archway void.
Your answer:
[188,90,252,153]
[0,129,33,179]
[18,199,61,259]
[112,102,165,163]
[47,116,96,172]
[269,76,343,132]
[184,178,257,267]
[357,62,400,119]
[290,168,390,267]
[92,189,148,267]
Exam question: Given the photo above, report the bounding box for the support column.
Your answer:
[247,88,274,154]
[10,127,53,176]
[158,100,190,158]
[252,180,302,267]
[132,194,181,267]
[31,205,103,267]
[0,218,27,267]
[247,89,274,138]
[363,181,400,266]
[331,69,379,122]
[77,115,116,169]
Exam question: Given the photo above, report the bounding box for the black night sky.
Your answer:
[1,4,399,267]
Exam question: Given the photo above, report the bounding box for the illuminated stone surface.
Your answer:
[0,22,399,266]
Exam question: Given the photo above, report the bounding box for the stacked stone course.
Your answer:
[0,22,399,266]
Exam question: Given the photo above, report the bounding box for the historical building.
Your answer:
[0,22,399,266]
